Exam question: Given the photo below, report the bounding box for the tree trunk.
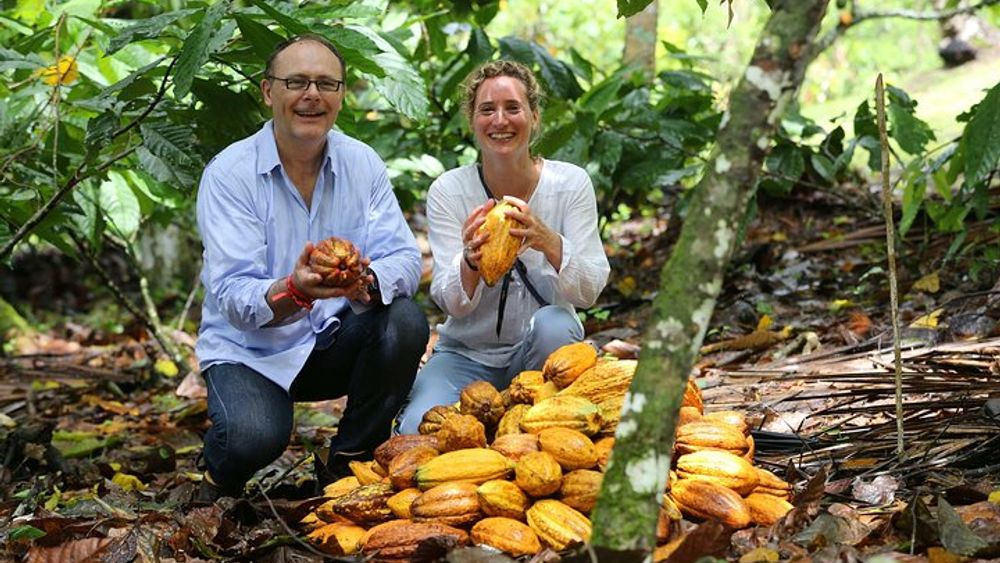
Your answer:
[589,0,831,554]
[623,0,658,77]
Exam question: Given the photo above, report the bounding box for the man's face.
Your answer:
[261,40,344,147]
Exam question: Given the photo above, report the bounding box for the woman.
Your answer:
[396,60,610,434]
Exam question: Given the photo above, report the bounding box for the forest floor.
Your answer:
[1,168,999,560]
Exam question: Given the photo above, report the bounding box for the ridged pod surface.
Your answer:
[537,427,598,470]
[410,482,483,527]
[542,342,598,388]
[477,479,531,520]
[471,517,542,556]
[362,520,469,560]
[525,499,592,550]
[309,237,364,287]
[414,448,514,490]
[670,479,751,529]
[476,201,521,286]
[520,395,603,435]
[675,450,759,496]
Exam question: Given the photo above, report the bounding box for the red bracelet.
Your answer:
[273,275,314,310]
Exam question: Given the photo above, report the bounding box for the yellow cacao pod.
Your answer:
[329,482,395,525]
[543,342,598,388]
[471,517,542,557]
[701,410,750,435]
[532,381,560,404]
[509,370,546,404]
[495,404,531,437]
[349,460,385,486]
[675,450,759,496]
[559,469,603,514]
[410,481,483,527]
[594,436,614,471]
[307,522,367,555]
[477,479,531,520]
[674,421,749,456]
[537,427,598,471]
[459,380,505,427]
[515,450,563,498]
[754,467,792,493]
[670,479,751,529]
[414,448,514,490]
[520,395,603,435]
[678,405,702,427]
[744,492,794,526]
[322,476,361,500]
[526,499,592,551]
[557,358,636,406]
[683,378,703,413]
[386,487,422,520]
[476,200,521,286]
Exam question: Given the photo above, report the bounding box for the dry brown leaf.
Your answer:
[26,537,112,563]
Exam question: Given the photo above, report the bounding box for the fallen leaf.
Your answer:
[910,309,943,329]
[26,537,111,563]
[112,472,147,492]
[912,271,941,294]
[155,359,179,378]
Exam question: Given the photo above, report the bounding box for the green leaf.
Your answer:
[235,14,285,60]
[810,153,835,183]
[580,74,625,117]
[173,1,230,99]
[696,0,709,12]
[8,525,45,541]
[498,37,582,100]
[99,172,141,240]
[249,0,310,36]
[315,24,384,76]
[0,47,45,71]
[617,0,655,18]
[106,9,196,55]
[348,25,428,120]
[888,86,935,155]
[765,144,805,188]
[900,174,926,236]
[138,122,197,188]
[938,497,989,556]
[962,81,1000,186]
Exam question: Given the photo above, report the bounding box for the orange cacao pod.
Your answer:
[322,476,361,500]
[509,370,546,404]
[306,522,367,555]
[374,434,440,467]
[537,427,598,470]
[387,444,440,490]
[559,469,603,513]
[410,481,483,526]
[414,448,514,490]
[543,342,598,388]
[675,450,759,496]
[744,492,794,526]
[702,410,750,435]
[670,479,751,529]
[386,487,422,519]
[471,517,542,556]
[515,450,563,498]
[476,200,521,286]
[674,421,749,456]
[490,432,540,461]
[594,436,614,471]
[348,460,384,485]
[309,237,364,287]
[682,378,703,413]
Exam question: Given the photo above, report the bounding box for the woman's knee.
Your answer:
[528,306,584,346]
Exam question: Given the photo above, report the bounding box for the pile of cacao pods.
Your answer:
[299,342,795,560]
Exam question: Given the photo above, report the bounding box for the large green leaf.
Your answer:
[173,1,230,99]
[315,24,384,77]
[138,122,198,189]
[234,14,285,60]
[617,0,655,18]
[962,81,1000,187]
[498,36,583,100]
[887,86,935,155]
[249,0,310,36]
[99,171,141,240]
[105,9,196,55]
[0,47,45,71]
[347,25,428,120]
[580,73,625,117]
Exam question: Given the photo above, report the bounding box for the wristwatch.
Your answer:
[366,267,380,297]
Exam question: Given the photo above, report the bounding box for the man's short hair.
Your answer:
[265,34,346,78]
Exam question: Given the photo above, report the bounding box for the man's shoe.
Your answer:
[193,476,223,505]
[314,451,365,495]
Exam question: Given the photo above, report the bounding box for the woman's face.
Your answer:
[471,75,539,159]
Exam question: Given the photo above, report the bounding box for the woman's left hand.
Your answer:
[502,195,560,256]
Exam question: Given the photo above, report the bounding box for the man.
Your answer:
[194,34,428,500]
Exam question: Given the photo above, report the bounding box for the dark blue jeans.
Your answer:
[201,298,428,495]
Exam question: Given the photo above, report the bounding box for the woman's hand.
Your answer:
[460,198,497,272]
[502,195,560,258]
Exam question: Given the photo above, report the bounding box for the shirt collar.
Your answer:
[255,120,337,176]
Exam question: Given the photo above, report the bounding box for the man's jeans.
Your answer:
[201,298,428,495]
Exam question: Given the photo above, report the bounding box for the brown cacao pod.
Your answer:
[744,492,794,526]
[525,499,592,551]
[559,469,602,513]
[682,378,703,413]
[520,395,603,435]
[388,444,440,490]
[330,482,395,525]
[674,421,749,456]
[490,432,540,461]
[459,380,505,427]
[594,436,614,471]
[509,370,546,404]
[476,200,521,287]
[436,413,487,452]
[477,479,531,520]
[387,487,422,520]
[414,448,514,490]
[670,479,751,529]
[410,481,483,527]
[309,237,364,287]
[471,517,542,557]
[495,404,531,437]
[307,522,367,555]
[543,342,598,388]
[515,450,563,498]
[362,520,469,560]
[374,434,440,468]
[675,450,759,496]
[537,427,598,471]
[418,404,460,435]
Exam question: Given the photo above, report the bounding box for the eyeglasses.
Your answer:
[267,75,344,92]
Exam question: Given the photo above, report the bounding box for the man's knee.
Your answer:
[386,297,429,351]
[217,416,291,471]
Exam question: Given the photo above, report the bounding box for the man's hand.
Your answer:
[293,243,372,303]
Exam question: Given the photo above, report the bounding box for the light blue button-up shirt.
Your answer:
[195,121,422,390]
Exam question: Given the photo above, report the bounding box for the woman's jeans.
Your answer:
[201,298,428,495]
[395,305,583,435]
